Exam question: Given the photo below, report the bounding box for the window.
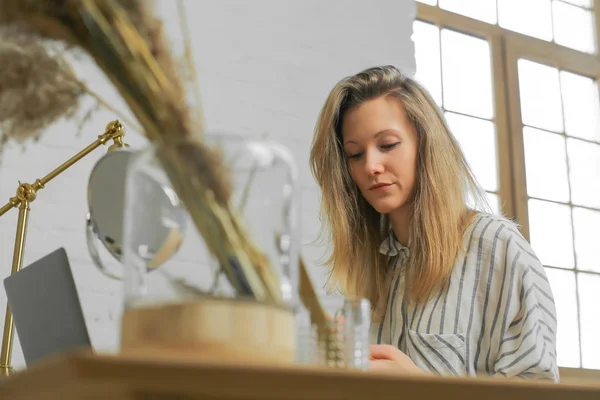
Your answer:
[415,0,600,371]
[412,21,502,214]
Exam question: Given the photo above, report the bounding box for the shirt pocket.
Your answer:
[405,330,466,376]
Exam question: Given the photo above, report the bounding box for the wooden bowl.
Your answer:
[120,297,296,366]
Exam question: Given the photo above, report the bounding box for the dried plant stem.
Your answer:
[158,147,281,303]
[88,2,282,302]
[176,0,204,133]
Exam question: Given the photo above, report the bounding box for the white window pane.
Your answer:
[578,273,600,369]
[413,21,442,106]
[523,127,570,202]
[560,71,600,142]
[417,0,438,4]
[573,207,600,272]
[445,112,498,192]
[518,59,564,133]
[546,268,580,368]
[441,29,494,119]
[487,192,501,214]
[439,0,497,24]
[499,0,553,41]
[553,1,596,54]
[529,199,574,269]
[561,0,592,7]
[567,138,600,209]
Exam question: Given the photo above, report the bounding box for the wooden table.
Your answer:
[1,351,599,399]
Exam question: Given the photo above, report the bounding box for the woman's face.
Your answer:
[342,95,419,215]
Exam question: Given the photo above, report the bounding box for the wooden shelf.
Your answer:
[1,351,599,399]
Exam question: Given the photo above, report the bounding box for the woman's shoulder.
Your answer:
[466,211,521,240]
[464,212,538,261]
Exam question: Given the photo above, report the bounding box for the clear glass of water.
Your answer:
[337,297,371,370]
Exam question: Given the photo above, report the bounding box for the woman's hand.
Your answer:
[369,344,427,376]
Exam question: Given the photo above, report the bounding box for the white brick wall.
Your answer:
[0,0,416,370]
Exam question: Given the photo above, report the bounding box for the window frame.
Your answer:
[416,1,600,376]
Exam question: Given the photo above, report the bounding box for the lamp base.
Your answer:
[0,364,13,377]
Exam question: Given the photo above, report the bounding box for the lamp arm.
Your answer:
[0,198,19,218]
[39,120,128,188]
[0,120,128,216]
[0,119,129,376]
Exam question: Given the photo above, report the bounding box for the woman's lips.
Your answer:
[369,183,392,192]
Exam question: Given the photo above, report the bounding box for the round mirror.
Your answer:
[86,148,186,280]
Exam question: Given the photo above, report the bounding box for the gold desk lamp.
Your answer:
[0,120,128,376]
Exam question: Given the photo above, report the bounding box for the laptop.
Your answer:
[3,248,92,366]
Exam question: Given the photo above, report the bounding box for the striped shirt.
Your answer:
[370,213,559,381]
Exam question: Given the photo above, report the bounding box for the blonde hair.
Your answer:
[309,65,489,314]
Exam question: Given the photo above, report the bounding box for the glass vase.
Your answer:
[118,134,299,364]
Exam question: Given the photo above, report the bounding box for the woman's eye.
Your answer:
[347,152,363,159]
[381,142,400,151]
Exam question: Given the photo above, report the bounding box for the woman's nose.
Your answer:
[365,151,384,176]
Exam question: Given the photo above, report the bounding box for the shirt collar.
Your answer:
[379,228,411,260]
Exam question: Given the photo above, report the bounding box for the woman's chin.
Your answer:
[371,201,404,215]
[365,192,411,214]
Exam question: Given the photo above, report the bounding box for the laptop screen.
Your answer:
[3,248,92,366]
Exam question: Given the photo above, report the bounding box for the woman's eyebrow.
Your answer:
[343,129,401,146]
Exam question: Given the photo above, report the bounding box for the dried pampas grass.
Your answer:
[0,23,144,160]
[0,0,282,304]
[0,25,82,145]
[0,0,187,138]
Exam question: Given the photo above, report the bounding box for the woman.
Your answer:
[309,65,558,381]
